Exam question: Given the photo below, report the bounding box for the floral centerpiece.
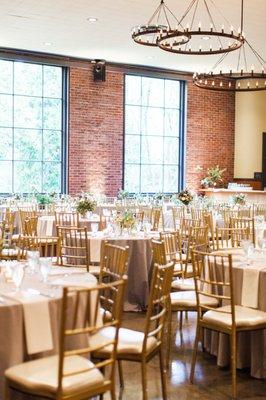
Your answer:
[177,189,194,206]
[76,195,97,217]
[231,193,247,206]
[35,193,54,209]
[201,165,226,188]
[117,189,130,200]
[153,192,164,205]
[115,211,136,230]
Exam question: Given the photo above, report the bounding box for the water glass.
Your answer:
[241,240,252,256]
[12,265,25,291]
[39,258,52,283]
[91,223,99,234]
[27,250,40,274]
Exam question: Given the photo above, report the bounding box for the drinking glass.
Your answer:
[241,239,252,256]
[39,258,52,283]
[27,251,40,274]
[91,223,99,234]
[12,265,25,292]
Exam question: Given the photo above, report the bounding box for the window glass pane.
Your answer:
[163,165,179,192]
[14,96,42,129]
[14,129,42,161]
[0,95,12,127]
[165,110,180,137]
[164,137,179,165]
[0,61,13,94]
[125,135,140,164]
[142,107,164,136]
[165,80,180,108]
[43,98,62,130]
[0,128,12,160]
[14,161,42,192]
[141,136,163,164]
[124,164,140,193]
[43,162,61,192]
[14,62,42,96]
[142,77,164,107]
[141,165,163,193]
[43,130,61,161]
[0,60,64,193]
[124,75,184,193]
[125,75,141,105]
[125,105,140,135]
[43,66,62,98]
[0,161,12,192]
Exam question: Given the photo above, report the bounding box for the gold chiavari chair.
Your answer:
[3,210,16,237]
[190,208,206,220]
[172,206,185,230]
[215,227,251,250]
[5,278,127,400]
[24,216,38,236]
[91,262,174,400]
[180,218,204,235]
[159,231,184,279]
[151,207,162,231]
[57,226,90,271]
[99,241,129,284]
[55,211,79,228]
[17,235,60,260]
[253,203,266,218]
[221,209,238,228]
[19,210,37,234]
[229,216,255,245]
[190,250,266,399]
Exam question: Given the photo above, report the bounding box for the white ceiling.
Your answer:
[0,0,265,72]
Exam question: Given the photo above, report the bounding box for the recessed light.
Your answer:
[87,17,98,23]
[43,42,52,46]
[201,36,211,41]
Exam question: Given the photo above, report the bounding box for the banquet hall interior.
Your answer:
[0,0,266,399]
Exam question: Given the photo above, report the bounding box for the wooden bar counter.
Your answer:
[200,188,266,203]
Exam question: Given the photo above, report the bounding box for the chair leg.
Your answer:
[185,311,188,320]
[190,321,200,383]
[230,330,237,399]
[110,385,116,400]
[179,311,183,331]
[159,347,168,400]
[118,360,124,389]
[166,304,172,369]
[141,359,148,400]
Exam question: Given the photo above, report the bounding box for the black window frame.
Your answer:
[123,72,186,195]
[0,58,68,195]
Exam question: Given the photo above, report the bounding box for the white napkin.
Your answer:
[90,238,102,263]
[51,274,97,287]
[7,291,53,355]
[50,267,87,276]
[241,265,265,309]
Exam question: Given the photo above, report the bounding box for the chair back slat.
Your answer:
[57,226,90,270]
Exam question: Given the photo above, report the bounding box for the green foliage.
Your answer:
[76,197,97,216]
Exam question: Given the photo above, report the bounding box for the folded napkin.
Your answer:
[50,266,87,276]
[90,238,102,263]
[241,265,265,309]
[7,291,53,355]
[50,273,97,288]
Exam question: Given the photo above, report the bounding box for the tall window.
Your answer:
[0,60,66,193]
[124,75,185,193]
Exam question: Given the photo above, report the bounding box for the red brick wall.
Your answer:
[69,65,235,195]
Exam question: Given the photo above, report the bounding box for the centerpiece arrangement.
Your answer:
[115,211,136,234]
[231,193,247,206]
[176,189,194,206]
[201,165,226,188]
[35,193,55,210]
[76,194,97,217]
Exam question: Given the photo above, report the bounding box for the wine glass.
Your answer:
[91,223,99,235]
[12,265,25,292]
[39,258,52,283]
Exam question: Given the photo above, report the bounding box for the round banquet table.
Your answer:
[0,264,97,399]
[205,248,266,379]
[88,232,157,310]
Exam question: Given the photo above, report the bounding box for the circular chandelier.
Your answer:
[131,0,189,47]
[193,1,266,92]
[132,0,244,56]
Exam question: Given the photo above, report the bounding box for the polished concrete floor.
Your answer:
[108,312,266,400]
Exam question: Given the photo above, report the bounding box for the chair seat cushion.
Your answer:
[170,291,218,311]
[203,305,266,329]
[5,355,104,397]
[171,278,195,292]
[91,327,158,357]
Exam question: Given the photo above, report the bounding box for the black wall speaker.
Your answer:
[93,61,106,82]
